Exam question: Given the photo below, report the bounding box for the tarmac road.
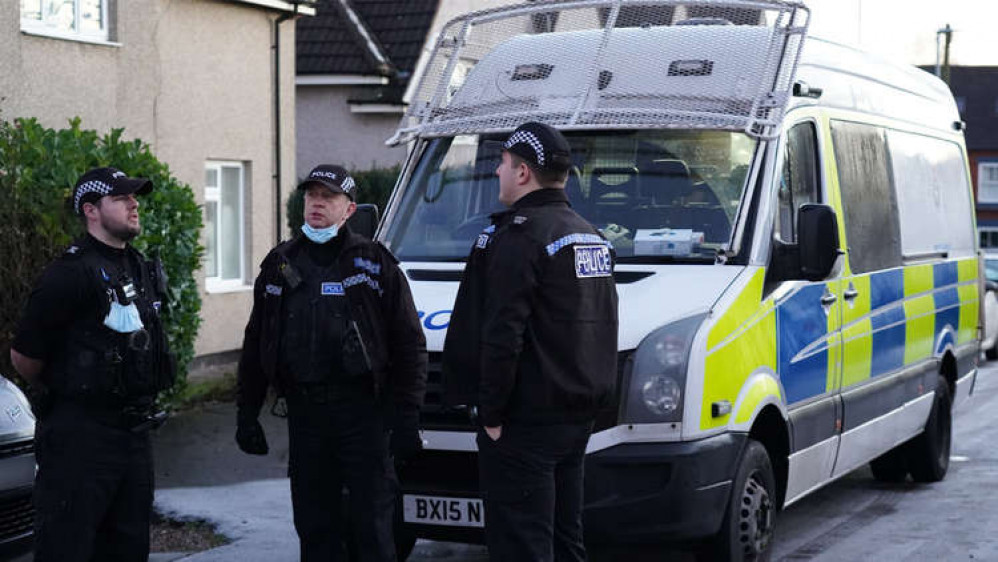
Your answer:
[7,360,998,561]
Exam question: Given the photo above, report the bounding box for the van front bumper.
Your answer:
[399,431,747,545]
[583,432,747,543]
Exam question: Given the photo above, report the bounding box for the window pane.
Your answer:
[21,0,43,20]
[43,0,75,32]
[831,121,900,273]
[385,131,756,262]
[205,201,218,278]
[777,122,819,244]
[889,130,974,255]
[205,167,218,189]
[219,167,242,280]
[980,164,998,204]
[80,0,102,34]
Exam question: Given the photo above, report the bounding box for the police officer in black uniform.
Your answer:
[235,164,427,562]
[10,167,174,562]
[443,123,619,562]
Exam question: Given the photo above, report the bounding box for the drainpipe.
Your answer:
[273,6,298,245]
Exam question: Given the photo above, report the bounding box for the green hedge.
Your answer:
[286,164,400,234]
[0,117,203,394]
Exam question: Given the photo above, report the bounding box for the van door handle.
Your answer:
[842,283,859,301]
[820,293,837,306]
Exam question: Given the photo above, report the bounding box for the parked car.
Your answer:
[983,257,998,359]
[0,374,35,553]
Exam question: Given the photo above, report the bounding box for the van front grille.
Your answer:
[420,351,632,432]
[0,440,34,460]
[0,492,34,545]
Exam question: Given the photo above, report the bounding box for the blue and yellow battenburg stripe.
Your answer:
[701,258,978,431]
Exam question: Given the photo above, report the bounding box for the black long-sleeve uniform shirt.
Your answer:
[442,189,619,427]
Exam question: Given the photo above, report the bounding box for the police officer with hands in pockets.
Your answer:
[10,167,175,562]
[443,122,619,562]
[235,164,427,561]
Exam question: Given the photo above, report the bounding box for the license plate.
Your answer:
[402,494,485,528]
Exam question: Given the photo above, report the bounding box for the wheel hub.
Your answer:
[737,472,774,560]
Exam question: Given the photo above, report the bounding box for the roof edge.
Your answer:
[227,0,316,15]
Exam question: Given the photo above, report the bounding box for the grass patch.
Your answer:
[150,511,229,553]
[166,371,237,411]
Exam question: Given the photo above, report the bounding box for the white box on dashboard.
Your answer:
[634,228,702,256]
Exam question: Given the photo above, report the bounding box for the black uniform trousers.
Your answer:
[33,402,153,562]
[477,421,593,562]
[286,382,398,562]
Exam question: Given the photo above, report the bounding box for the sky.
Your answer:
[804,0,998,67]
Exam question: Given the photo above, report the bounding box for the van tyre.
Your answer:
[703,440,776,562]
[987,344,998,361]
[907,375,952,483]
[870,446,908,483]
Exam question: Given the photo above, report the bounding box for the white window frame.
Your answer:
[204,161,250,293]
[20,0,112,44]
[979,161,998,204]
[979,227,998,251]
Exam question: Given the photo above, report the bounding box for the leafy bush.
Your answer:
[0,117,203,393]
[286,164,400,234]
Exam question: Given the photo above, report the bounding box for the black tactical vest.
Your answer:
[279,250,351,384]
[46,240,175,405]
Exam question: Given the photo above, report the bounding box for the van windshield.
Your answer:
[384,130,756,263]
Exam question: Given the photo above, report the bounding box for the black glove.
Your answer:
[236,416,269,456]
[390,407,423,462]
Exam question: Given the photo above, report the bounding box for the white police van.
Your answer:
[375,1,982,560]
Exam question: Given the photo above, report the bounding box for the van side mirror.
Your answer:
[798,204,840,281]
[347,204,380,239]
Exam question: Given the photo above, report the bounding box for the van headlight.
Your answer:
[622,314,706,423]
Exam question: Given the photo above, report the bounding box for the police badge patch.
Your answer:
[476,234,490,249]
[321,282,345,296]
[574,245,612,278]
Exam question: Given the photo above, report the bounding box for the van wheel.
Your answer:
[906,375,952,483]
[870,446,908,482]
[705,440,776,562]
[987,344,998,361]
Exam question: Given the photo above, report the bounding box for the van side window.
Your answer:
[776,122,819,244]
[830,121,901,274]
[887,130,975,257]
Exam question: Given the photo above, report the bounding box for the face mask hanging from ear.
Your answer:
[302,222,340,244]
[103,279,145,333]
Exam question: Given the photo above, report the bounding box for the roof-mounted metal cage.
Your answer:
[388,0,810,145]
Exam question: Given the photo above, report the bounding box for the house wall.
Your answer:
[0,0,299,358]
[296,86,407,177]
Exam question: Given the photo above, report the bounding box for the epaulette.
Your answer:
[376,241,400,265]
[62,243,86,259]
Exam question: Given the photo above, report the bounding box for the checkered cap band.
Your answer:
[341,176,355,194]
[504,130,545,166]
[74,180,114,214]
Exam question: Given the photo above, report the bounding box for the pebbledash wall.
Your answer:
[0,0,313,360]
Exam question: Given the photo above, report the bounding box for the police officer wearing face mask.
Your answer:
[443,123,619,562]
[235,164,427,561]
[10,167,175,562]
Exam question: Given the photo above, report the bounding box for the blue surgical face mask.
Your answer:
[301,222,340,244]
[104,301,145,333]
